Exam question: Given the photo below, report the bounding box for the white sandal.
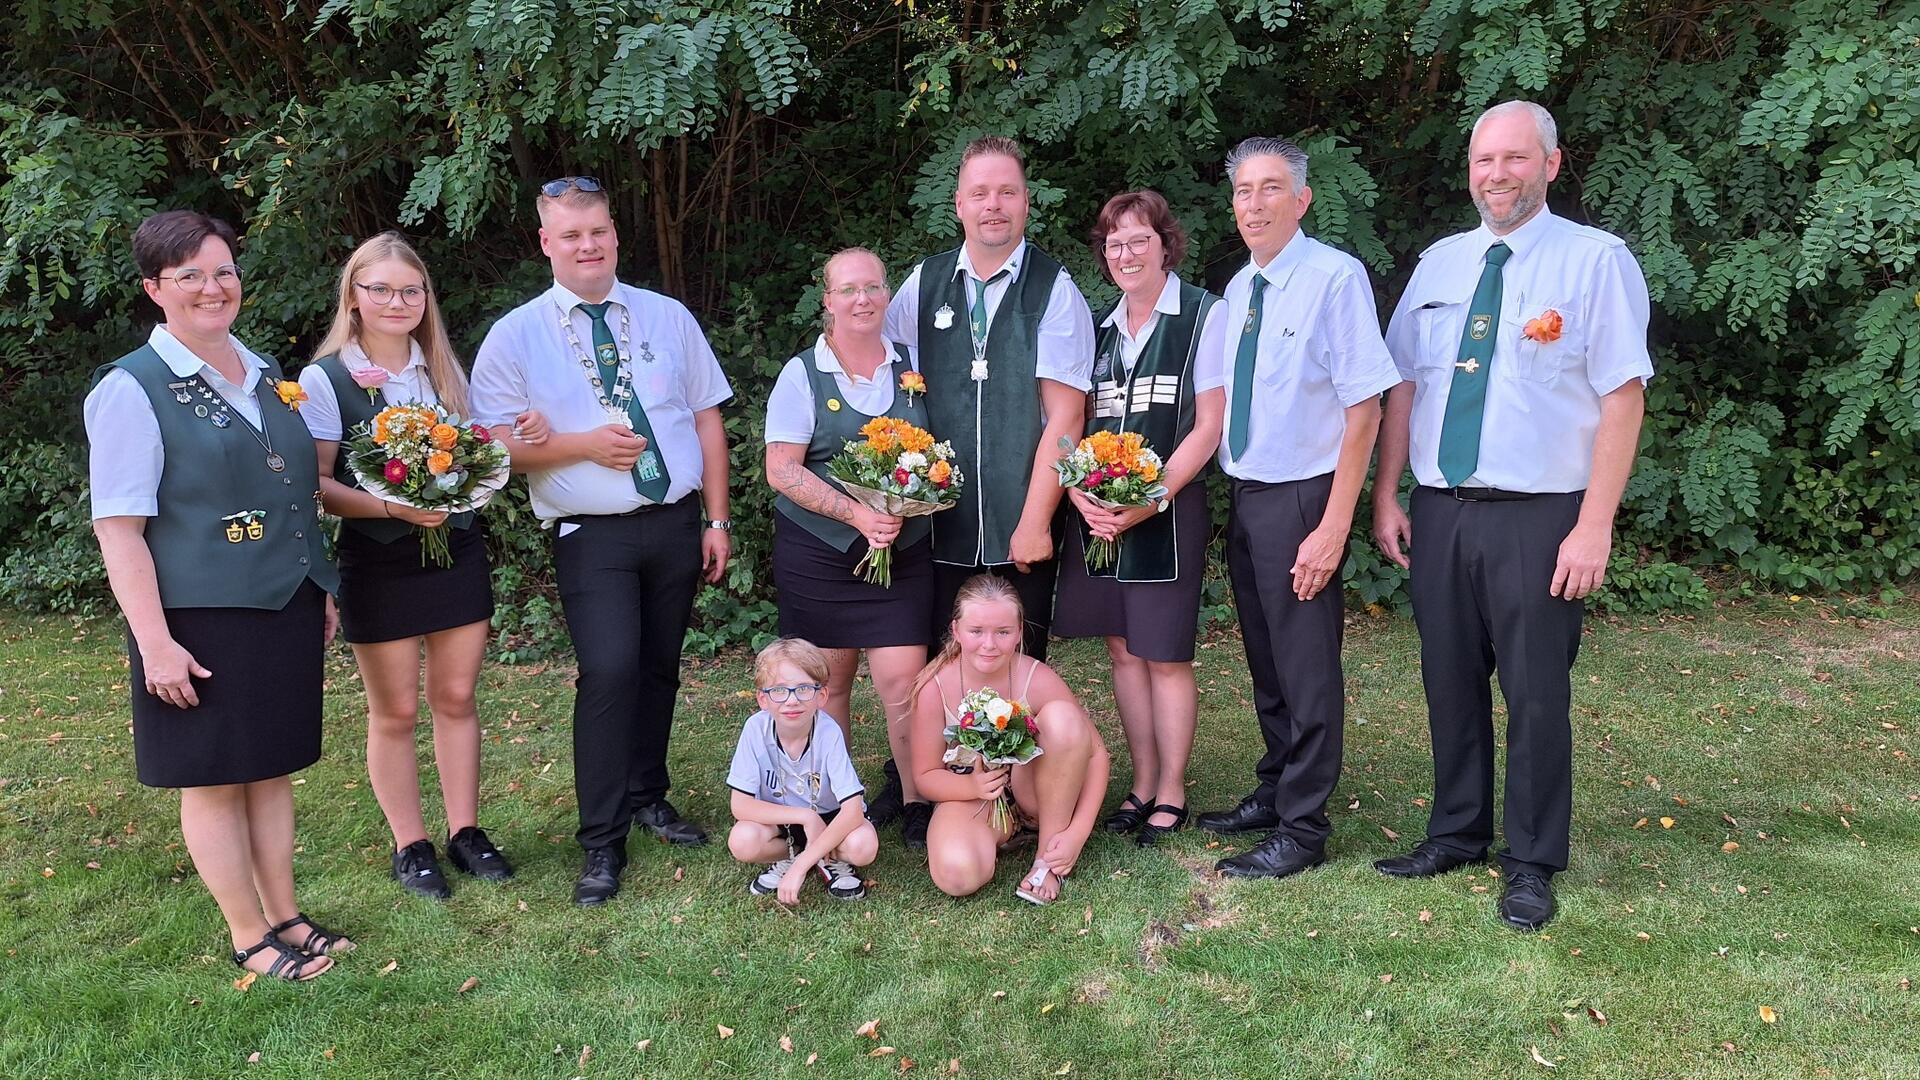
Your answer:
[1014,860,1055,906]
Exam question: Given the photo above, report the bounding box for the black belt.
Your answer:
[1427,485,1540,503]
[562,497,691,525]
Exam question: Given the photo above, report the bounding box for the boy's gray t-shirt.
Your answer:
[726,710,865,813]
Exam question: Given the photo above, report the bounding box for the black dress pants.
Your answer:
[931,557,1059,663]
[1226,473,1345,854]
[1409,486,1584,877]
[552,499,703,851]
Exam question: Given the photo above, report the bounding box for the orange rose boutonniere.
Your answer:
[899,370,926,402]
[1522,309,1564,344]
[274,379,308,411]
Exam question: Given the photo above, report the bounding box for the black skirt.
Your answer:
[1052,484,1212,663]
[773,512,934,649]
[129,581,327,788]
[335,521,494,644]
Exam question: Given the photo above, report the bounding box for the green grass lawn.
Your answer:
[2,599,1916,1078]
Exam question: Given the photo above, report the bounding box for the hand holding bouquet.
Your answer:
[1054,431,1168,571]
[343,404,511,567]
[826,416,964,586]
[943,687,1043,834]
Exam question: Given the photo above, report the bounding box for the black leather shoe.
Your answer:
[1215,831,1325,879]
[867,758,905,827]
[900,801,933,851]
[1196,793,1280,835]
[447,826,514,881]
[573,846,626,906]
[636,800,708,846]
[1135,803,1189,848]
[392,839,452,900]
[1372,841,1487,879]
[1499,872,1556,931]
[1102,792,1152,834]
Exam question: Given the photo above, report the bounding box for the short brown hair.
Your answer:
[959,135,1026,180]
[1088,190,1188,281]
[132,210,239,279]
[755,638,830,688]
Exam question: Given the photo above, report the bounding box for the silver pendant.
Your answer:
[933,303,955,330]
[266,452,286,472]
[194,404,209,418]
[211,411,231,428]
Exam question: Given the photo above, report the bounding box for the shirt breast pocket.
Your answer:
[634,343,686,408]
[1410,298,1468,372]
[1257,331,1306,388]
[1500,299,1583,385]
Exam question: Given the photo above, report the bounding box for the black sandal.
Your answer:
[1102,792,1153,834]
[1136,804,1189,847]
[270,912,355,957]
[232,933,331,982]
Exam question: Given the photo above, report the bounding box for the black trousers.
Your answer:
[552,499,703,852]
[1226,473,1345,853]
[931,558,1058,662]
[1409,486,1585,877]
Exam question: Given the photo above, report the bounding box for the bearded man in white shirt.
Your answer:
[1372,101,1652,930]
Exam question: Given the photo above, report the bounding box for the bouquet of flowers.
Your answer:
[943,687,1043,834]
[825,416,964,586]
[343,404,511,567]
[1054,430,1168,571]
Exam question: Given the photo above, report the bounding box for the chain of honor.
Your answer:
[168,373,286,473]
[554,299,664,482]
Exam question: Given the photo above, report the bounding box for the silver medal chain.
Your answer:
[556,301,635,415]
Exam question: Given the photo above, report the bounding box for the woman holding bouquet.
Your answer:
[765,248,937,843]
[1053,191,1227,846]
[87,210,349,979]
[909,575,1110,903]
[297,232,540,899]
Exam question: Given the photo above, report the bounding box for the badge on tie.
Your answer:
[636,449,662,482]
[1470,314,1492,341]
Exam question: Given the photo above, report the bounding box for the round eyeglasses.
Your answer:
[157,265,242,290]
[759,682,823,704]
[1101,236,1155,259]
[355,281,428,307]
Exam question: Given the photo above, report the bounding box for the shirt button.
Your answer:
[299,557,309,565]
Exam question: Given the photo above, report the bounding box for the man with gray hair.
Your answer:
[1199,136,1402,880]
[1373,100,1651,930]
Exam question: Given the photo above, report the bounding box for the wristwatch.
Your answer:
[1153,495,1171,514]
[706,519,733,532]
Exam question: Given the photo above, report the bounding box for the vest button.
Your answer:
[299,557,309,565]
[283,478,292,485]
[291,504,300,511]
[295,531,304,539]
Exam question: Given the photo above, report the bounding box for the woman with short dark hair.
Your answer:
[86,209,352,981]
[1054,191,1227,846]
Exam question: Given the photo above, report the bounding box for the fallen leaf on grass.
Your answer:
[991,990,1006,999]
[457,976,479,994]
[1040,1003,1056,1015]
[233,970,258,992]
[856,1018,882,1039]
[1054,1064,1073,1075]
[1379,974,1393,984]
[1636,932,1651,941]
[870,1046,897,1057]
[1722,841,1740,852]
[1381,825,1400,841]
[636,1039,651,1053]
[1529,1046,1557,1069]
[806,1052,819,1066]
[323,1047,334,1060]
[900,1058,916,1072]
[1659,817,1676,829]
[1758,1005,1778,1024]
[1633,818,1648,829]
[576,1046,593,1068]
[1587,1007,1608,1026]
[781,1035,794,1053]
[674,866,685,882]
[378,959,399,975]
[1418,910,1432,923]
[717,1024,735,1039]
[948,1059,961,1074]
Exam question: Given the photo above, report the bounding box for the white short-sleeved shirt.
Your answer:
[1214,232,1404,482]
[725,710,865,813]
[1095,271,1229,390]
[86,326,274,520]
[763,335,913,445]
[296,339,440,442]
[1383,208,1654,493]
[883,239,1097,392]
[469,280,733,521]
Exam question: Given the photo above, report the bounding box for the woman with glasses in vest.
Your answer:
[764,248,935,838]
[1054,191,1228,847]
[297,232,545,900]
[86,210,351,981]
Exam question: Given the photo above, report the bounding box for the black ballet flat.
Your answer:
[1102,792,1153,834]
[1136,804,1189,847]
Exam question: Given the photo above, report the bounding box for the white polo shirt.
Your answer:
[883,239,1097,392]
[1383,208,1653,493]
[764,335,913,445]
[1214,231,1403,482]
[469,280,732,521]
[296,339,440,442]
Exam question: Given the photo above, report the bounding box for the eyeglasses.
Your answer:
[828,284,890,301]
[1101,237,1155,259]
[758,682,823,704]
[355,281,428,307]
[156,265,242,290]
[541,175,604,197]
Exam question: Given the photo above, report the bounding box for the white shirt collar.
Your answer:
[955,238,1028,285]
[546,279,628,314]
[811,333,898,384]
[1466,205,1557,262]
[1101,271,1183,329]
[149,325,269,379]
[341,338,427,374]
[1248,229,1310,291]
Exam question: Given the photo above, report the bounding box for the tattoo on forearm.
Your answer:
[770,455,855,522]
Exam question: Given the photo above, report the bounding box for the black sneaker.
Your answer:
[900,801,934,852]
[866,758,905,826]
[392,838,452,900]
[447,826,514,881]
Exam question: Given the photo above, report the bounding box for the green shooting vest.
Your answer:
[773,343,933,553]
[94,344,337,609]
[916,244,1063,566]
[312,353,475,543]
[1081,280,1217,582]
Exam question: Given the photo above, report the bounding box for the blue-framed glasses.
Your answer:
[541,175,604,197]
[759,683,823,703]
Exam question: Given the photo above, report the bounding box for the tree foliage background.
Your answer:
[3,0,1917,655]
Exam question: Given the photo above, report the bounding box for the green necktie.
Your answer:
[578,301,671,501]
[967,269,1009,352]
[1436,242,1513,487]
[1227,272,1268,462]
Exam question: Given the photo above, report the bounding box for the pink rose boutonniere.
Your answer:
[349,365,391,404]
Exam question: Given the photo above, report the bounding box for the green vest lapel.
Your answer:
[1082,280,1216,582]
[774,343,933,553]
[314,353,473,542]
[916,244,1062,565]
[93,345,337,609]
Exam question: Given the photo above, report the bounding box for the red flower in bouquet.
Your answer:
[470,424,491,443]
[384,458,409,485]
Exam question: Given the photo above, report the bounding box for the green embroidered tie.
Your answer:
[967,269,1010,353]
[578,301,671,501]
[1227,272,1268,462]
[1436,242,1513,487]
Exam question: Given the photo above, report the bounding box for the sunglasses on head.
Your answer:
[540,175,604,197]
